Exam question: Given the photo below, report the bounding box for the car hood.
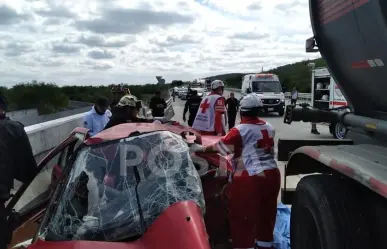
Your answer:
[255,93,284,99]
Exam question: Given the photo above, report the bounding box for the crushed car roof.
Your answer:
[85,123,202,145]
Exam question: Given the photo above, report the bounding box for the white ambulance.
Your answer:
[311,67,349,139]
[241,73,286,116]
[311,67,348,109]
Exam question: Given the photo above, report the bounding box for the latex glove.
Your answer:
[189,143,205,153]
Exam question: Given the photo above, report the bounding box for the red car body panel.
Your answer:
[12,123,235,249]
[28,201,210,249]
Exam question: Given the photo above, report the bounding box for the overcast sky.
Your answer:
[0,0,320,87]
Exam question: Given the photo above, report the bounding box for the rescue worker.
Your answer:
[190,94,280,249]
[83,97,110,136]
[0,96,38,249]
[149,90,167,118]
[225,92,239,130]
[104,95,163,129]
[183,90,202,127]
[192,80,227,136]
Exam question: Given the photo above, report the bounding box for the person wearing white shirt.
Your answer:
[83,97,110,136]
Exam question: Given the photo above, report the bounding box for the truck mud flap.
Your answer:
[277,138,353,161]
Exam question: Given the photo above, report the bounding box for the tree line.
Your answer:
[1,58,327,114]
[1,81,169,114]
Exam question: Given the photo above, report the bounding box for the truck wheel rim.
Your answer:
[335,123,347,139]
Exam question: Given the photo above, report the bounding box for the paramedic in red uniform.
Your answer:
[190,93,280,249]
[192,80,227,136]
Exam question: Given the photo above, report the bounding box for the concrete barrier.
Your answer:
[25,97,174,160]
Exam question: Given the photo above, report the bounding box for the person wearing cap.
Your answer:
[183,90,202,127]
[104,94,155,130]
[110,85,130,114]
[0,96,38,249]
[190,94,280,249]
[192,80,227,136]
[83,97,111,136]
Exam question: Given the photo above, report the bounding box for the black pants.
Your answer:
[0,204,7,249]
[291,99,297,105]
[188,116,195,127]
[228,111,237,130]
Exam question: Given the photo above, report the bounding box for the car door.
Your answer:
[7,129,88,248]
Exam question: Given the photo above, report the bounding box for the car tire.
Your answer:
[290,174,371,249]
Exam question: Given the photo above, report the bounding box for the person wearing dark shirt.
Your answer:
[183,90,202,127]
[225,92,239,129]
[104,95,154,130]
[0,96,38,249]
[149,90,167,118]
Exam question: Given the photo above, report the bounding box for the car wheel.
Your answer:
[290,175,371,249]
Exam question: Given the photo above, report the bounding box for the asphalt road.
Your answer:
[173,90,333,196]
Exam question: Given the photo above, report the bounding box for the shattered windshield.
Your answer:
[39,131,205,242]
[252,81,282,93]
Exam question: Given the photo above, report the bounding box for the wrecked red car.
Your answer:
[7,123,234,249]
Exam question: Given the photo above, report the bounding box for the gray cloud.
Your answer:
[75,8,194,34]
[35,6,77,18]
[52,43,82,54]
[150,35,201,47]
[247,3,262,11]
[83,59,114,70]
[87,49,115,60]
[34,56,65,67]
[4,42,34,57]
[76,34,131,48]
[275,0,302,11]
[0,5,31,25]
[230,32,269,40]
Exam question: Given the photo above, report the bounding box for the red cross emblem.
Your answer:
[257,129,274,154]
[200,99,210,113]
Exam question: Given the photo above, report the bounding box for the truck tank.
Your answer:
[309,0,387,120]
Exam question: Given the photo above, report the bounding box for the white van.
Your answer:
[241,73,285,116]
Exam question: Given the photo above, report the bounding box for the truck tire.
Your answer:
[332,122,348,139]
[290,174,370,249]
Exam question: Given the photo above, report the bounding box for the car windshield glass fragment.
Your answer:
[252,81,282,92]
[39,131,205,242]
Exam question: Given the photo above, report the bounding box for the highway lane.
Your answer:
[172,90,332,194]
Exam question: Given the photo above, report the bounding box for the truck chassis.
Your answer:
[279,138,387,249]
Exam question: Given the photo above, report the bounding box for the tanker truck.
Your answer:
[280,1,387,248]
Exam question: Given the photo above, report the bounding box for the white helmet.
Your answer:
[211,80,225,90]
[240,93,263,111]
